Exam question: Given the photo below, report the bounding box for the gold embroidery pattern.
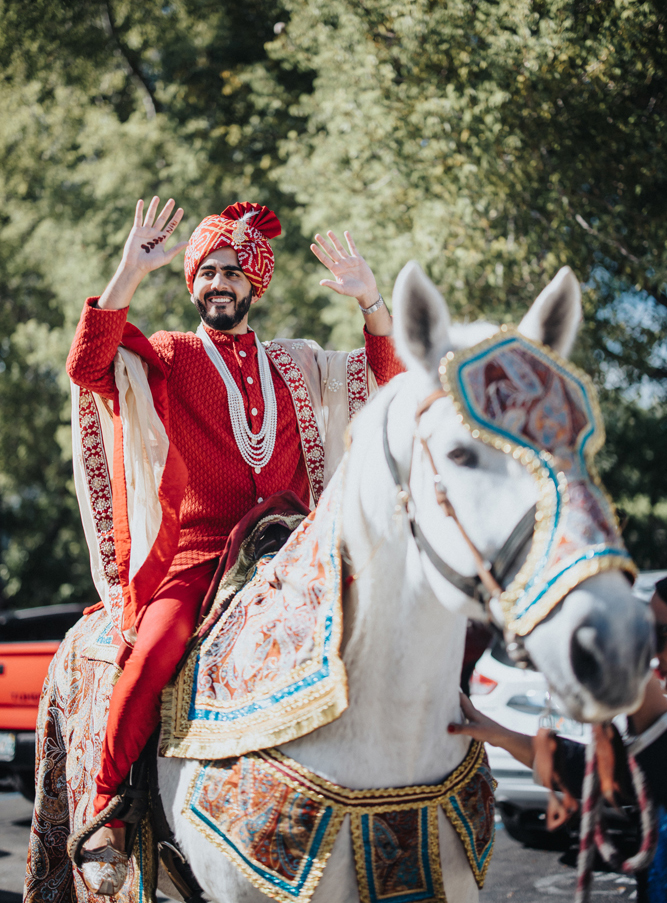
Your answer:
[346,348,368,420]
[265,343,325,502]
[182,741,495,903]
[78,388,125,635]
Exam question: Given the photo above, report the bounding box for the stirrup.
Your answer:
[80,838,129,896]
[67,794,125,867]
[68,757,151,868]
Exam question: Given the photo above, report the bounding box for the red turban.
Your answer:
[184,202,281,298]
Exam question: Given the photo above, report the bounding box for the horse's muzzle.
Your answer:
[570,614,654,710]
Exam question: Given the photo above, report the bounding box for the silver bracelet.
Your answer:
[359,293,385,315]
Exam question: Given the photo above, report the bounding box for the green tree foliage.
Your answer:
[271,0,666,334]
[0,0,665,607]
[270,0,667,565]
[0,0,326,608]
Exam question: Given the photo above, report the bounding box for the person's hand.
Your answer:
[447,693,507,746]
[449,692,536,769]
[310,230,379,308]
[120,196,188,277]
[97,197,188,310]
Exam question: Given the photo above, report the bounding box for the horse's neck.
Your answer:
[281,409,470,790]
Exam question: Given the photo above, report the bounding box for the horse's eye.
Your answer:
[447,446,478,468]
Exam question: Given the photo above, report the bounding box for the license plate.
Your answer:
[0,731,16,762]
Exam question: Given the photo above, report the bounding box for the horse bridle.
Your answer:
[382,388,536,655]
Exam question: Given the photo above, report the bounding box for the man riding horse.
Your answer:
[65,196,403,894]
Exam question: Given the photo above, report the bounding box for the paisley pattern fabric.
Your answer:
[25,609,155,903]
[440,328,636,635]
[356,808,443,903]
[161,467,347,759]
[184,753,342,902]
[439,757,496,883]
[183,741,495,903]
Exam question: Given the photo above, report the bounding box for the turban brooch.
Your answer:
[184,202,281,298]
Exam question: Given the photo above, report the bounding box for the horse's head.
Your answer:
[388,261,653,722]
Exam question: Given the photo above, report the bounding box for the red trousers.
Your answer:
[93,559,217,821]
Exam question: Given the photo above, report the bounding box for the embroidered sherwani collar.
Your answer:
[201,323,257,351]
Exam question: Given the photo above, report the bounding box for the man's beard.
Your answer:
[194,287,254,332]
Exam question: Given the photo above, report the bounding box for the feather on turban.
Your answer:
[184,202,281,298]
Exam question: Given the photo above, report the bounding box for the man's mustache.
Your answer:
[204,290,236,302]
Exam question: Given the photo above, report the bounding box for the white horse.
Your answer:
[157,263,653,903]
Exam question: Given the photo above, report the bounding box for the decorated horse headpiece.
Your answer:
[438,326,636,636]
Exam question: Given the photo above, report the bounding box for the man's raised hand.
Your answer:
[97,197,188,310]
[311,230,378,309]
[121,197,188,275]
[310,229,393,336]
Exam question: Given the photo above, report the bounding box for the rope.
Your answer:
[575,732,599,903]
[575,729,657,902]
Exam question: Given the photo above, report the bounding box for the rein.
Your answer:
[382,388,535,626]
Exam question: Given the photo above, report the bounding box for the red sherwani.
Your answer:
[67,297,404,815]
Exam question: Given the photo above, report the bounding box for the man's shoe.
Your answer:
[80,838,129,895]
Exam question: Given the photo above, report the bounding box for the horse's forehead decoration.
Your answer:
[439,326,636,636]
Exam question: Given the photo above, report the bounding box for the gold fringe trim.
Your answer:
[131,814,156,903]
[510,552,637,637]
[257,741,488,811]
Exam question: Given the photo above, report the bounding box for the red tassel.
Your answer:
[220,202,281,239]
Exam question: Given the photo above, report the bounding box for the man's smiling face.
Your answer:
[192,247,256,333]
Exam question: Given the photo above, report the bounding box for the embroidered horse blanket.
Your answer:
[161,467,347,760]
[25,607,155,903]
[160,479,497,902]
[182,741,496,903]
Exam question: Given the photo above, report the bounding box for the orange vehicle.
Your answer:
[0,603,86,798]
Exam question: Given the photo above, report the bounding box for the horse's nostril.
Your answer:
[571,625,603,692]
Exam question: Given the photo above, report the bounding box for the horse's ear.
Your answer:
[392,261,451,374]
[518,266,582,358]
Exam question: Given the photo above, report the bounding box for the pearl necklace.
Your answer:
[197,323,277,470]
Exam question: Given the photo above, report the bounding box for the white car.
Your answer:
[470,640,588,847]
[469,570,666,848]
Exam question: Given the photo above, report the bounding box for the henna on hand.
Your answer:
[141,220,177,253]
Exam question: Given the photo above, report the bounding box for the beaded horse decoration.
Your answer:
[439,326,636,637]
